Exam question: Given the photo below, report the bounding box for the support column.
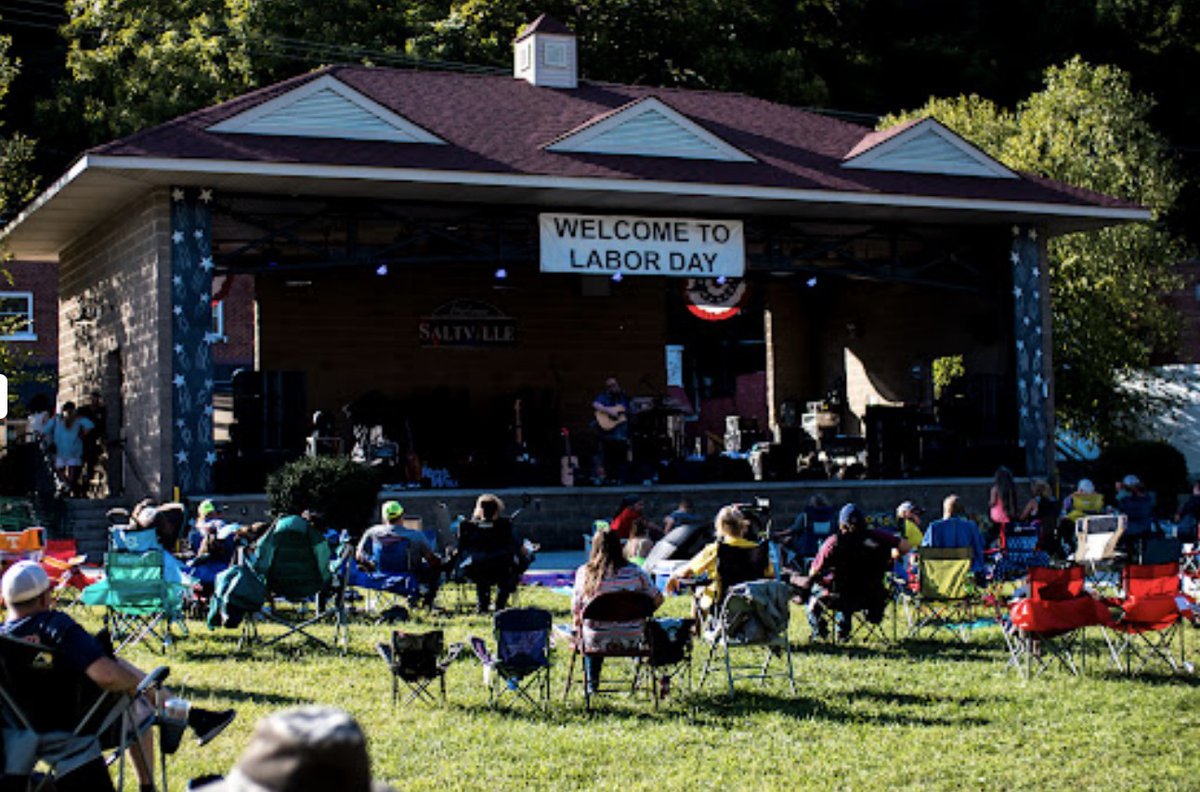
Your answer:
[170,187,216,496]
[1011,224,1053,476]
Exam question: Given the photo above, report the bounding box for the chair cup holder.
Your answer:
[158,716,187,755]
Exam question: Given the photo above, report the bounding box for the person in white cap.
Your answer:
[1,561,235,792]
[192,706,394,791]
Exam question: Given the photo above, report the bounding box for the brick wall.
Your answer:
[58,190,173,501]
[2,259,58,365]
[213,273,254,368]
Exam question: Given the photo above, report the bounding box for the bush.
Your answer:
[1095,440,1190,518]
[265,456,382,535]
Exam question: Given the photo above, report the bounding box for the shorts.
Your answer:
[55,456,83,469]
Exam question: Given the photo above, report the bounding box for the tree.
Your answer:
[884,58,1188,445]
[0,22,42,412]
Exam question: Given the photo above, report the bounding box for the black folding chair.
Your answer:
[377,630,452,706]
[478,608,553,709]
[0,632,172,791]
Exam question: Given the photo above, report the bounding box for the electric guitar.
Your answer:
[594,404,627,432]
[560,428,580,487]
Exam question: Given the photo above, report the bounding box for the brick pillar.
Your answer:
[170,187,216,495]
[1010,224,1053,476]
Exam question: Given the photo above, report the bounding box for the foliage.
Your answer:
[265,456,381,534]
[0,29,33,221]
[95,587,1200,791]
[885,59,1188,445]
[931,354,965,400]
[1096,439,1190,516]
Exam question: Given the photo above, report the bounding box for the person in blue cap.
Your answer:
[803,503,909,641]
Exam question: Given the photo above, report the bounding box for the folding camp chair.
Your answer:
[0,632,173,791]
[990,532,1050,583]
[0,527,46,573]
[41,539,96,608]
[472,607,553,708]
[903,546,980,642]
[1075,515,1126,596]
[1103,560,1187,674]
[242,516,350,651]
[376,630,453,706]
[348,537,425,617]
[562,590,659,710]
[644,617,695,703]
[999,564,1112,678]
[89,551,188,653]
[698,579,795,696]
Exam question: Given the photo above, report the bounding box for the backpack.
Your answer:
[207,561,268,629]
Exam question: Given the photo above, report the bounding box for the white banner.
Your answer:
[539,213,744,278]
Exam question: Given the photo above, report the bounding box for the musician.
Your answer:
[592,377,631,484]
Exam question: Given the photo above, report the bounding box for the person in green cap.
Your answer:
[355,501,442,608]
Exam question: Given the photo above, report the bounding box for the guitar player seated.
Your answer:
[592,377,632,485]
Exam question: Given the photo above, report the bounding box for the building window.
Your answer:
[0,292,35,341]
[211,299,228,343]
[543,41,567,67]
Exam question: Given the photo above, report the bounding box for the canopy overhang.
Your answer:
[2,154,1153,262]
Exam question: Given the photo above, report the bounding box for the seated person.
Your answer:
[895,501,925,548]
[1019,479,1065,558]
[1117,474,1156,541]
[355,501,441,608]
[454,494,530,613]
[664,505,773,619]
[922,494,988,580]
[803,503,909,641]
[609,495,661,542]
[1063,478,1105,522]
[189,500,236,594]
[1,561,235,792]
[571,529,662,693]
[191,706,396,792]
[1175,480,1200,544]
[661,498,702,533]
[623,520,654,566]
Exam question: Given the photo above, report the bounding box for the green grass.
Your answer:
[88,589,1200,791]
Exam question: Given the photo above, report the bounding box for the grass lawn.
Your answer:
[91,587,1200,791]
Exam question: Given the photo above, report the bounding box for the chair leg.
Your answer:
[564,649,578,700]
[723,641,734,697]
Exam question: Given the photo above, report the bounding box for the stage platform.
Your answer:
[200,476,1004,551]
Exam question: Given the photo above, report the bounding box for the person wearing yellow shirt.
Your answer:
[664,505,773,617]
[895,501,925,548]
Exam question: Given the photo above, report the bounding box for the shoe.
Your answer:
[189,708,236,747]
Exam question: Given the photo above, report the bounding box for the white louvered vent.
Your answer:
[208,74,445,145]
[842,117,1015,179]
[546,98,753,162]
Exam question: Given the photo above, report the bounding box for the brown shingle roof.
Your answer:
[515,13,574,41]
[89,65,1140,211]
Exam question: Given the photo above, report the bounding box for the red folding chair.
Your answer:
[1103,561,1188,674]
[999,564,1112,677]
[42,538,98,607]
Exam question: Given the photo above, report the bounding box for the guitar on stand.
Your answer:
[560,428,580,487]
[403,418,422,487]
[513,399,532,464]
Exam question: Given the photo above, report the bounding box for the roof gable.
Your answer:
[207,74,445,145]
[842,117,1016,179]
[545,97,754,162]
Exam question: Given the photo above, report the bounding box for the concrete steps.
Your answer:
[65,497,128,562]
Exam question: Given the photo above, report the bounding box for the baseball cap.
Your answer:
[381,501,404,522]
[838,503,865,527]
[200,706,393,792]
[895,501,923,517]
[2,560,51,605]
[198,499,219,518]
[1122,474,1142,488]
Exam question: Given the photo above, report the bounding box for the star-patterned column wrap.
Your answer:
[170,186,217,495]
[1011,224,1051,476]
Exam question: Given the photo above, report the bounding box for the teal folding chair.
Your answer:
[98,550,188,652]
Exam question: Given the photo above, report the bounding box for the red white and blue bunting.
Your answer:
[1011,224,1050,476]
[170,187,216,495]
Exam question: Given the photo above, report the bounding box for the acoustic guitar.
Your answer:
[560,428,580,487]
[594,404,627,432]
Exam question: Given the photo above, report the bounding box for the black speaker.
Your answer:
[231,370,307,455]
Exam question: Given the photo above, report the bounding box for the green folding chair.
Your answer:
[902,546,979,642]
[99,550,189,652]
[242,516,350,651]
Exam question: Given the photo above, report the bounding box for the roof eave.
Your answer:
[1,155,1151,259]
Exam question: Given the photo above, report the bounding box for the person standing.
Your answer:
[988,466,1018,547]
[591,377,631,485]
[39,401,95,498]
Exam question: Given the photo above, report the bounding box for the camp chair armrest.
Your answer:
[376,643,395,666]
[135,666,170,697]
